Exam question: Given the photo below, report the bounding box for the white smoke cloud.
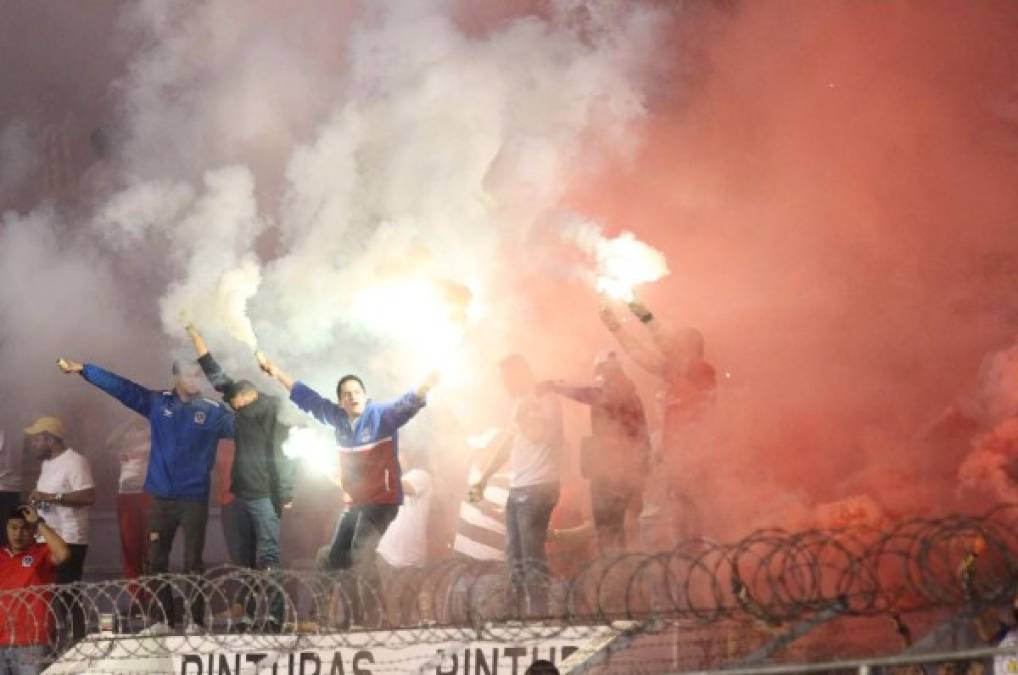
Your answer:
[2,0,667,482]
[0,208,137,422]
[90,0,664,396]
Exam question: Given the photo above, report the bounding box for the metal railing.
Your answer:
[3,506,1018,672]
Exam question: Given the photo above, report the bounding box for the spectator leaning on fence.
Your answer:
[0,504,70,675]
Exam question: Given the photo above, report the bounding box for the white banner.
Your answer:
[44,625,621,675]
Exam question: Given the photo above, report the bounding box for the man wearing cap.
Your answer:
[25,416,95,584]
[1,504,70,674]
[55,357,234,632]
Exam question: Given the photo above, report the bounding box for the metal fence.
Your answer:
[4,506,1018,673]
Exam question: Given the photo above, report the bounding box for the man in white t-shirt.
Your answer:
[25,416,95,582]
[25,415,96,642]
[0,429,21,547]
[471,354,564,618]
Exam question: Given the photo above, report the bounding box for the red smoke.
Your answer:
[554,0,1018,536]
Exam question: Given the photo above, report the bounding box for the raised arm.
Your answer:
[288,380,342,427]
[257,352,296,392]
[378,388,429,436]
[599,305,667,375]
[60,359,155,417]
[186,324,235,394]
[185,323,210,358]
[22,505,70,567]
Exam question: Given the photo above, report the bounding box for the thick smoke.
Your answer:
[568,0,1018,535]
[2,0,1017,559]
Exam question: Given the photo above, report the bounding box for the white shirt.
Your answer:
[109,421,151,494]
[509,392,564,489]
[36,448,95,545]
[377,469,432,568]
[0,430,20,492]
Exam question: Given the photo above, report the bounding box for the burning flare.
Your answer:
[567,221,670,301]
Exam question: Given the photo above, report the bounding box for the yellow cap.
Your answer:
[23,416,66,439]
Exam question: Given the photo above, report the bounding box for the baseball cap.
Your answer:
[24,416,66,439]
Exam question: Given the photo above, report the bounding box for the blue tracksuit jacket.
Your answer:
[82,364,235,500]
[289,382,425,506]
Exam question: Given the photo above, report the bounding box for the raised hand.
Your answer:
[56,358,83,374]
[467,480,486,503]
[599,304,622,332]
[255,351,274,376]
[18,504,40,525]
[626,295,653,323]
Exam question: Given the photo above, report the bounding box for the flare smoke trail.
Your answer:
[1,0,1018,558]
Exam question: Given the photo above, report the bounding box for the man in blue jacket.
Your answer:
[258,353,437,626]
[57,356,234,632]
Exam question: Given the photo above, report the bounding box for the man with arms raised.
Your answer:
[258,353,436,626]
[185,324,295,631]
[55,356,234,633]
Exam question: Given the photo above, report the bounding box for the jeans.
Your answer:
[221,499,255,568]
[237,498,281,569]
[0,646,46,675]
[146,497,209,627]
[326,505,398,626]
[590,478,642,555]
[505,482,559,618]
[230,497,284,629]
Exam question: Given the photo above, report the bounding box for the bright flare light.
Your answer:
[349,276,474,382]
[593,231,669,302]
[282,426,339,478]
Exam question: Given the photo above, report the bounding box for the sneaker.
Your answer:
[137,622,171,637]
[184,624,205,636]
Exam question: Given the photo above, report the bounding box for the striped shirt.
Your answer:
[453,469,510,561]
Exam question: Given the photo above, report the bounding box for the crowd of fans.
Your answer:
[0,296,713,638]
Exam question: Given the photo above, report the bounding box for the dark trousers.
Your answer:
[0,492,20,547]
[146,497,208,627]
[54,544,88,645]
[223,497,284,629]
[326,504,398,626]
[505,482,560,618]
[590,479,643,555]
[221,499,255,568]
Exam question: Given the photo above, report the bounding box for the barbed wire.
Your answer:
[5,506,1018,671]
